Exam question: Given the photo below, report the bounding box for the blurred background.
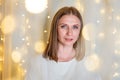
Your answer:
[0,0,120,80]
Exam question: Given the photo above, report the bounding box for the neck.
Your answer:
[57,44,75,62]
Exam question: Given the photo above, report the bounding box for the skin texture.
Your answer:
[57,14,81,62]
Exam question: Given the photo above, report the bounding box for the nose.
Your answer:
[67,28,73,36]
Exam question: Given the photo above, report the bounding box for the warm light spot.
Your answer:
[75,2,84,14]
[96,20,100,23]
[0,45,3,52]
[22,38,25,41]
[22,14,25,17]
[0,56,3,61]
[16,3,18,5]
[100,8,105,14]
[112,28,117,34]
[0,61,3,71]
[113,72,120,77]
[28,25,31,29]
[17,65,26,76]
[116,16,120,21]
[12,50,22,63]
[47,16,50,19]
[95,0,101,4]
[25,0,48,14]
[44,30,47,33]
[82,23,96,41]
[34,40,46,53]
[26,42,30,46]
[1,15,16,34]
[26,18,29,24]
[0,13,2,20]
[84,54,100,71]
[98,32,105,38]
[25,36,29,41]
[114,49,120,55]
[112,62,119,69]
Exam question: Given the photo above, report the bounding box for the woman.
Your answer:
[43,6,85,62]
[25,6,87,80]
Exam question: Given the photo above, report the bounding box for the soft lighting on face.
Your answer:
[12,50,22,63]
[84,54,100,71]
[82,23,96,41]
[25,0,48,14]
[34,41,46,53]
[1,15,16,34]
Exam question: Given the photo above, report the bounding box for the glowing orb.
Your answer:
[84,54,100,71]
[34,41,46,53]
[1,15,16,34]
[25,0,47,14]
[12,50,22,63]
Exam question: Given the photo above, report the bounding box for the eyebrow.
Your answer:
[58,23,81,26]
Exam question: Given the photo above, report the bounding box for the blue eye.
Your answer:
[61,25,67,28]
[73,25,78,29]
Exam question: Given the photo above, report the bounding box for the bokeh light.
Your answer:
[84,54,100,71]
[25,0,48,14]
[82,23,96,41]
[100,8,106,15]
[34,40,46,53]
[12,50,22,63]
[95,0,101,4]
[1,15,16,34]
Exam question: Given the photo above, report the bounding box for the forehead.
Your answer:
[58,14,81,24]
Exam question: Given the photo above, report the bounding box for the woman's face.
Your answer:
[57,14,81,47]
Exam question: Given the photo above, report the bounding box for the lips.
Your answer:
[65,38,73,41]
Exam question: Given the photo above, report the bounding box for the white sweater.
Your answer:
[25,55,101,80]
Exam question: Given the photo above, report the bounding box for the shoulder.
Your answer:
[25,54,46,80]
[30,54,47,65]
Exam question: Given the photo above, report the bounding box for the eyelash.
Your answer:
[60,25,79,29]
[73,26,78,29]
[61,25,67,28]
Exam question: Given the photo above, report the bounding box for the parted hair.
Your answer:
[43,6,85,62]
